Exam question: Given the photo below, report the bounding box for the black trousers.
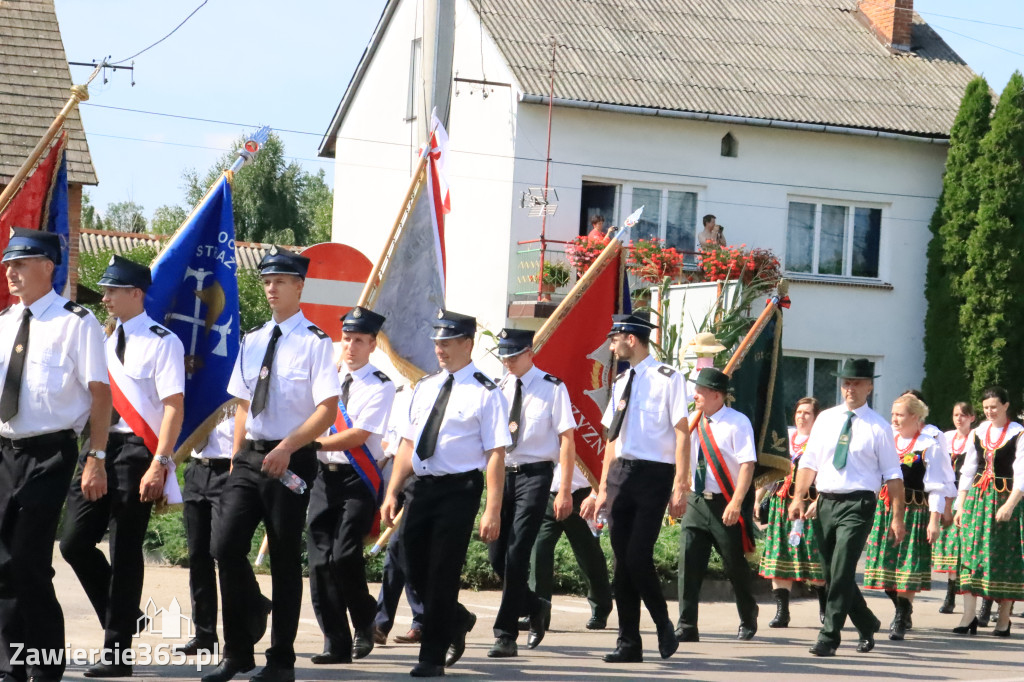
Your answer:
[212,444,317,668]
[373,491,425,634]
[489,463,553,639]
[307,463,377,652]
[677,493,758,631]
[182,457,232,641]
[402,471,483,666]
[60,433,154,654]
[0,430,77,682]
[530,487,612,619]
[608,459,674,650]
[814,493,879,647]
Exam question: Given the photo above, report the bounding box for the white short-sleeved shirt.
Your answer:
[500,365,576,466]
[383,385,411,457]
[0,289,107,438]
[693,406,757,493]
[552,462,595,493]
[799,402,902,494]
[404,361,511,476]
[601,354,689,464]
[893,432,957,512]
[958,421,1024,493]
[319,361,396,464]
[191,415,234,460]
[109,312,185,436]
[227,310,341,441]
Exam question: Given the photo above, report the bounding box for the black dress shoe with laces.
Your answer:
[200,658,256,682]
[487,635,518,658]
[410,663,446,677]
[83,662,132,678]
[249,665,295,682]
[175,636,218,656]
[353,626,375,660]
[808,641,837,657]
[586,615,608,630]
[444,611,476,667]
[737,624,757,641]
[857,634,875,653]
[674,626,700,642]
[657,622,679,659]
[310,650,351,665]
[527,599,552,649]
[602,646,643,663]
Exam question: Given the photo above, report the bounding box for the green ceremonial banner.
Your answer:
[728,308,791,487]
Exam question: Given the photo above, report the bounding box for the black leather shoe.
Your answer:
[602,646,642,663]
[657,622,678,659]
[84,663,132,678]
[249,666,295,682]
[518,615,531,630]
[674,626,699,642]
[857,634,875,653]
[175,636,218,656]
[310,650,351,665]
[586,615,608,630]
[410,663,446,677]
[200,658,256,682]
[737,624,756,641]
[808,641,837,657]
[527,599,552,649]
[353,626,374,660]
[444,611,476,667]
[487,636,518,658]
[251,594,273,643]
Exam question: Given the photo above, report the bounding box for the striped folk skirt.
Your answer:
[864,494,932,592]
[959,477,1024,601]
[932,522,960,573]
[758,493,824,582]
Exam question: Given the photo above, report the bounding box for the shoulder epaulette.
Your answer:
[246,322,266,335]
[373,370,391,383]
[149,324,171,338]
[395,385,405,393]
[307,324,328,339]
[473,371,497,390]
[64,301,88,318]
[658,365,675,377]
[543,373,563,385]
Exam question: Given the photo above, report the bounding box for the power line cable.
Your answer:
[929,22,1024,58]
[109,0,210,65]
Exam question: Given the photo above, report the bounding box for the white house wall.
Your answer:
[508,103,947,409]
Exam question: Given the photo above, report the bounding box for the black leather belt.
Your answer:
[505,461,554,474]
[416,470,480,482]
[618,458,673,471]
[819,490,876,502]
[194,457,231,470]
[0,429,74,452]
[246,439,321,454]
[108,432,146,446]
[321,461,352,473]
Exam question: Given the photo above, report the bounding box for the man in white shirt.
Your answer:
[487,329,575,658]
[60,256,185,678]
[308,306,395,665]
[675,368,759,642]
[0,229,109,682]
[790,358,905,657]
[582,313,689,664]
[380,309,510,678]
[205,248,340,682]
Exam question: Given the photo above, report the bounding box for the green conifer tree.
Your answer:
[922,77,991,423]
[960,72,1024,405]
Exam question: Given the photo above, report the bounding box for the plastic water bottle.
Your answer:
[279,469,307,494]
[788,519,805,547]
[588,515,607,537]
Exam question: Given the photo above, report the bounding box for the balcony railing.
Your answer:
[510,239,575,302]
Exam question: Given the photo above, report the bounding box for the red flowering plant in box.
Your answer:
[698,244,781,287]
[566,233,610,275]
[627,238,684,284]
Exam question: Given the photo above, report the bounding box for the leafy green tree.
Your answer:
[81,192,103,231]
[151,204,189,235]
[184,133,331,246]
[104,200,147,233]
[960,72,1024,404]
[922,76,991,423]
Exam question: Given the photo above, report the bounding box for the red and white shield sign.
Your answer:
[299,242,373,342]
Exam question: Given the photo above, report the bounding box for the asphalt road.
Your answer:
[51,551,1022,681]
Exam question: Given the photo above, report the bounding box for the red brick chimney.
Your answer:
[859,0,913,51]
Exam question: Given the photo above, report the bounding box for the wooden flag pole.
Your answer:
[0,64,103,216]
[368,508,404,555]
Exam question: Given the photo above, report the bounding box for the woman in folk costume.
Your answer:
[758,398,826,627]
[953,386,1024,637]
[934,402,976,615]
[863,394,955,641]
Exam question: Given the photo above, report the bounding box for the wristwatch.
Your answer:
[87,450,106,461]
[155,455,172,468]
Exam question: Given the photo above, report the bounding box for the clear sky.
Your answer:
[53,0,1023,220]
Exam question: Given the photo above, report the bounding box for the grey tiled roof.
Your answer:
[79,229,300,271]
[473,0,977,137]
[0,0,96,185]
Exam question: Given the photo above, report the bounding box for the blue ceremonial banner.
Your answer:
[44,147,69,293]
[145,173,240,451]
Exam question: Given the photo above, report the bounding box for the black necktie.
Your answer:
[0,309,31,422]
[416,374,454,461]
[116,324,127,364]
[250,325,282,417]
[606,368,635,441]
[508,378,523,452]
[341,373,353,408]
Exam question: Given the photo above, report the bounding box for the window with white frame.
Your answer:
[782,354,874,413]
[628,185,699,252]
[785,200,882,279]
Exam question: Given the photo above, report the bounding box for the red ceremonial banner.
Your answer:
[532,253,623,486]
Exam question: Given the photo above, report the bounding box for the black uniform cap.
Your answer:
[98,254,152,291]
